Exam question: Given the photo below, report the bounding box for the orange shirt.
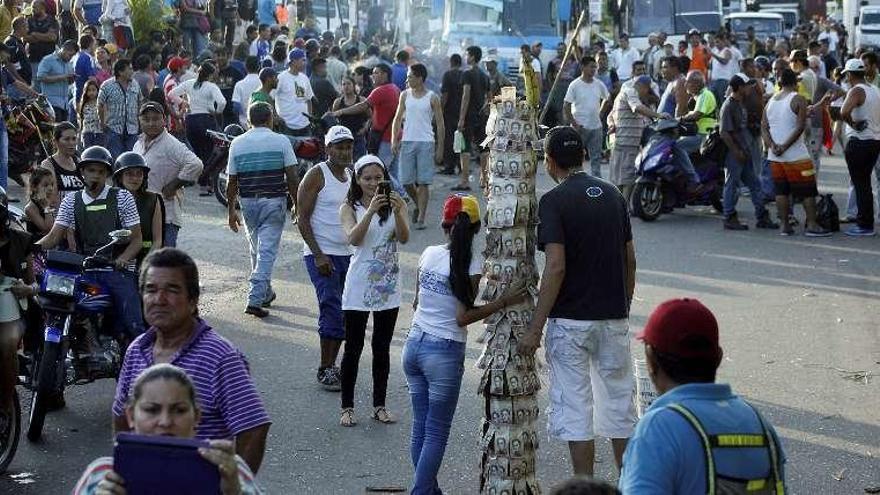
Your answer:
[688,45,709,78]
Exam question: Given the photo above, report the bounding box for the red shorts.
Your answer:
[770,159,818,199]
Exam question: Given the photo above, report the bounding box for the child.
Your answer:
[24,168,58,236]
[112,152,164,270]
[78,80,103,149]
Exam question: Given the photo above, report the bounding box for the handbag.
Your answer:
[816,194,840,232]
[700,126,727,162]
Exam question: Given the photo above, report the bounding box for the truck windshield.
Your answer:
[452,0,503,31]
[729,17,781,33]
[630,0,674,36]
[862,12,880,26]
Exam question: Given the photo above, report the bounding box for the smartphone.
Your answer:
[377,180,391,215]
[114,433,220,494]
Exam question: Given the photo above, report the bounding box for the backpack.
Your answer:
[816,194,840,232]
[666,402,785,495]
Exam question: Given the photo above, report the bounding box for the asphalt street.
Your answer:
[2,151,879,494]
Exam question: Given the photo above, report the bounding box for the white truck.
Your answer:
[858,5,880,49]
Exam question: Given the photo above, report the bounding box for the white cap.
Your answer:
[842,58,866,73]
[731,72,753,85]
[354,154,385,174]
[325,125,354,146]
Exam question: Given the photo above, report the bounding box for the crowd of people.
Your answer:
[0,0,874,493]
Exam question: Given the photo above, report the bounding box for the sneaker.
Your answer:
[755,214,780,229]
[261,289,277,308]
[844,225,877,237]
[318,367,341,391]
[414,221,427,230]
[805,228,832,237]
[840,216,857,224]
[723,216,749,230]
[245,305,269,318]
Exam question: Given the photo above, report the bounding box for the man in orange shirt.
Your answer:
[686,29,709,79]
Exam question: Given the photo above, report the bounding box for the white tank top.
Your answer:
[845,83,880,141]
[401,89,435,142]
[303,161,351,256]
[766,92,810,162]
[341,204,400,311]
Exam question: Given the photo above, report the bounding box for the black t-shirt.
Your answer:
[462,66,489,122]
[27,16,59,63]
[6,36,32,84]
[537,173,632,320]
[310,75,338,120]
[217,64,243,124]
[0,229,33,280]
[441,67,463,119]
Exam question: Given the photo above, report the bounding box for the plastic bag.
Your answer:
[453,129,465,153]
[816,194,840,232]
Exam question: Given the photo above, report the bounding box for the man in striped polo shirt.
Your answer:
[226,101,299,317]
[113,248,272,474]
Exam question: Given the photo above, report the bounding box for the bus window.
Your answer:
[630,0,673,37]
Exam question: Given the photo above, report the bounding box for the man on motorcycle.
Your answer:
[36,146,145,339]
[674,71,716,189]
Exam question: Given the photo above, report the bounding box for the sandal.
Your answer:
[340,408,357,427]
[371,406,396,424]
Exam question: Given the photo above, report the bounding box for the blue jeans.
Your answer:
[181,28,207,58]
[353,135,367,161]
[378,141,408,198]
[674,134,703,184]
[402,328,466,495]
[723,145,768,219]
[83,270,144,338]
[163,223,180,248]
[105,130,138,159]
[709,78,729,105]
[304,254,350,340]
[577,126,604,177]
[82,131,106,150]
[0,118,7,189]
[241,197,286,307]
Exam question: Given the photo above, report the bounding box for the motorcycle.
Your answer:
[5,95,56,187]
[631,119,724,222]
[212,113,335,207]
[26,229,131,442]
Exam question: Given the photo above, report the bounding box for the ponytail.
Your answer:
[195,62,215,90]
[447,213,480,308]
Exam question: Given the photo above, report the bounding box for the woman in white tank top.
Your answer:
[338,155,410,426]
[840,59,880,236]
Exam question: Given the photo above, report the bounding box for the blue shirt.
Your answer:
[74,52,96,101]
[257,0,275,25]
[391,62,407,91]
[619,383,786,494]
[36,53,72,109]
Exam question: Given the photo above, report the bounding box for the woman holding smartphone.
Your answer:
[73,364,261,494]
[338,154,409,427]
[403,194,527,493]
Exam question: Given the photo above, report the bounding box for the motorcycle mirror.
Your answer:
[109,229,132,242]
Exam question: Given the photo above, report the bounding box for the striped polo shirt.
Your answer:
[112,319,271,440]
[226,126,297,198]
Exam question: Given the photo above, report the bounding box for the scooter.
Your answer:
[631,119,724,222]
[26,229,131,441]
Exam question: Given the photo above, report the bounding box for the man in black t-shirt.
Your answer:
[519,126,637,478]
[5,16,31,88]
[24,0,58,64]
[453,45,490,191]
[440,53,463,174]
[214,46,244,127]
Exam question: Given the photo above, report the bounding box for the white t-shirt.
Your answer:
[232,73,262,127]
[564,77,610,129]
[611,47,641,80]
[412,244,483,342]
[818,31,838,53]
[275,70,314,130]
[711,47,737,81]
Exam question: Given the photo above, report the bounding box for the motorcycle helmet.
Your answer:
[113,152,150,191]
[78,146,114,172]
[223,124,245,138]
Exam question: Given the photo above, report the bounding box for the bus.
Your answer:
[624,0,724,50]
[442,0,569,76]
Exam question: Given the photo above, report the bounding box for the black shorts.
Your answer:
[463,116,489,153]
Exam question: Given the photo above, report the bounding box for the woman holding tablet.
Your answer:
[73,364,262,494]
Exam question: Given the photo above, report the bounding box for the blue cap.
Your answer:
[635,75,652,87]
[288,48,306,62]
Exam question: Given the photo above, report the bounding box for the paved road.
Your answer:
[2,153,879,494]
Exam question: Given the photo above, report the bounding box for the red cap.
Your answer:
[637,298,722,361]
[442,194,481,226]
[167,56,187,73]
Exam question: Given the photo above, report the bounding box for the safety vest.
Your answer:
[666,402,785,495]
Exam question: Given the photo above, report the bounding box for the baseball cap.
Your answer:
[729,72,754,89]
[637,298,723,362]
[354,154,385,174]
[634,75,653,87]
[139,101,165,116]
[289,47,306,62]
[442,194,481,226]
[258,67,277,82]
[324,125,354,146]
[543,125,583,158]
[167,56,187,73]
[842,58,866,73]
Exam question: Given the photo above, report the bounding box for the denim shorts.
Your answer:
[399,141,435,186]
[545,318,636,441]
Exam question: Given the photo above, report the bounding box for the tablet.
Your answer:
[114,433,221,495]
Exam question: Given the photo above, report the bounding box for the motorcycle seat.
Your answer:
[44,250,85,272]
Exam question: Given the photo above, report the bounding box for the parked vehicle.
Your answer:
[762,7,799,36]
[5,95,55,187]
[725,12,784,42]
[858,6,880,50]
[631,119,724,222]
[26,230,131,441]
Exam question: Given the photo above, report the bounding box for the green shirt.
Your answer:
[695,88,718,135]
[250,90,274,107]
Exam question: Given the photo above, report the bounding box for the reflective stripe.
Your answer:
[85,204,108,212]
[668,403,716,495]
[713,434,766,448]
[747,479,767,491]
[142,241,153,248]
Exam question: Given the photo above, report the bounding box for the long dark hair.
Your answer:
[346,162,390,225]
[447,214,480,308]
[195,62,215,90]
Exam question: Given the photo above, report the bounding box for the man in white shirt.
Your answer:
[232,56,263,128]
[275,47,314,136]
[817,24,838,56]
[564,56,610,177]
[709,33,737,104]
[610,34,641,81]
